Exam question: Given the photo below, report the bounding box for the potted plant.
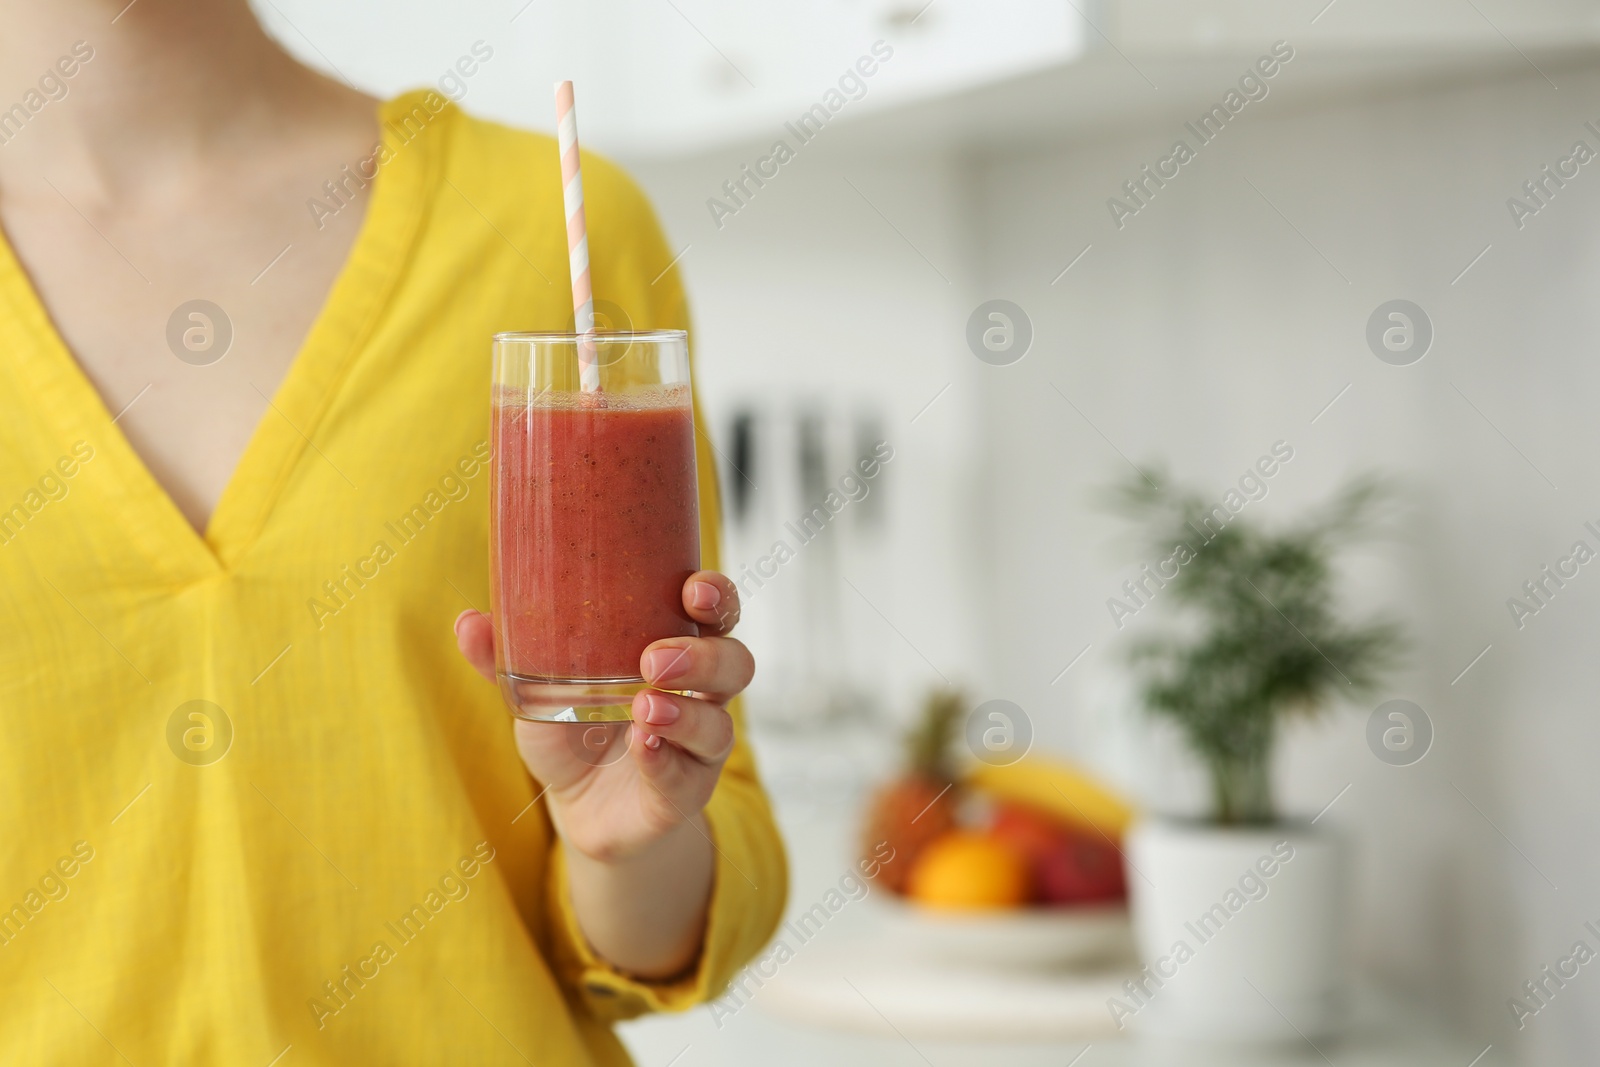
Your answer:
[1105,470,1401,1043]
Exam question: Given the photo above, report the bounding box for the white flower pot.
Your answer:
[1120,820,1349,1043]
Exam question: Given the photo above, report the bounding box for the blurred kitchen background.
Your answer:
[262,2,1600,1064]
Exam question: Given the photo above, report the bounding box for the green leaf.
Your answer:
[1105,469,1405,824]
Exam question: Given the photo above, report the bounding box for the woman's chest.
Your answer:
[0,174,370,533]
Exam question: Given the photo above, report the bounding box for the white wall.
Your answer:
[965,60,1600,1064]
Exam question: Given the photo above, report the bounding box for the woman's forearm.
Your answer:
[562,814,716,979]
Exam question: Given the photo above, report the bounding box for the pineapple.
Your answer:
[860,689,964,894]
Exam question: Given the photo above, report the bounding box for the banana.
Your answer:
[965,756,1136,840]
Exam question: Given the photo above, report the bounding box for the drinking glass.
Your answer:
[490,331,700,722]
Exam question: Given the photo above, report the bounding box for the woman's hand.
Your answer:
[453,571,752,863]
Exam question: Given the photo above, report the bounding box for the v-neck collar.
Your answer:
[0,94,443,582]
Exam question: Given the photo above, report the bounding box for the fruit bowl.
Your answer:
[873,895,1135,971]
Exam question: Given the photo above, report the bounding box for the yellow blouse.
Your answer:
[0,90,785,1065]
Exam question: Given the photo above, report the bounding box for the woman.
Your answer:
[0,1,785,1063]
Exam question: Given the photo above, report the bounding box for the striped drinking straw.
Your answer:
[555,80,601,394]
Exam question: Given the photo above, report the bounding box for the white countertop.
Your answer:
[620,986,1493,1067]
[619,897,1491,1067]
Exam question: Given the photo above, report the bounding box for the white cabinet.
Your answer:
[258,0,1600,159]
[607,0,1085,155]
[256,0,1083,155]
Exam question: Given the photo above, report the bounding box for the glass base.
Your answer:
[498,672,645,723]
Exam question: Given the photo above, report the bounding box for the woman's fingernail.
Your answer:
[643,693,680,726]
[689,581,722,611]
[453,610,475,638]
[642,648,689,684]
[644,733,663,750]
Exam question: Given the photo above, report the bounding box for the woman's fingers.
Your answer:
[462,573,744,690]
[631,690,736,764]
[640,635,754,705]
[683,571,740,636]
[454,610,496,682]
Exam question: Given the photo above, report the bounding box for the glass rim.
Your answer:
[492,329,688,344]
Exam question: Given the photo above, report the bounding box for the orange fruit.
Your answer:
[906,831,1030,910]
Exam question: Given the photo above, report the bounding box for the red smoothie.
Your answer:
[491,387,700,681]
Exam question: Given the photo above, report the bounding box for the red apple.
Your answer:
[989,802,1127,905]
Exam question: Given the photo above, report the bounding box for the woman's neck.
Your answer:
[0,0,356,204]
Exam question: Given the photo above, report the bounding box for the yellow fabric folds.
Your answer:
[0,90,785,1066]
